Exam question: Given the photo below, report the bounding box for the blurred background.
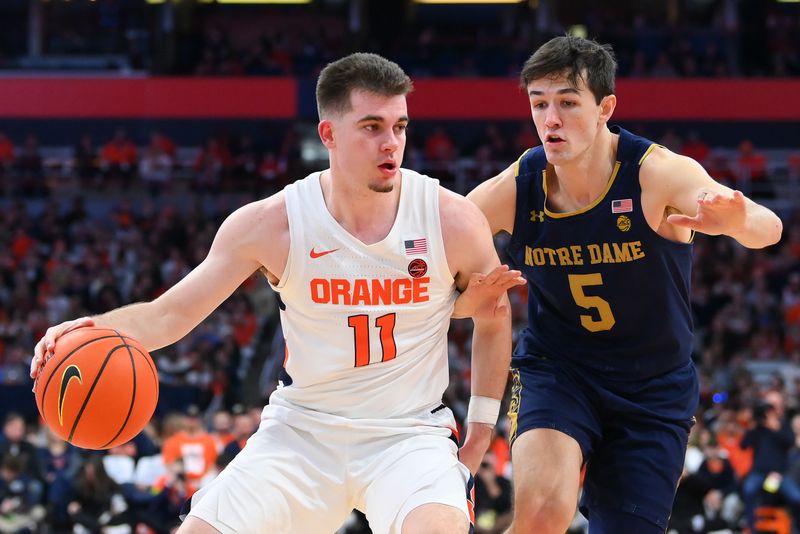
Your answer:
[0,0,799,533]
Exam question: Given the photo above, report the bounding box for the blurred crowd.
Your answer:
[181,1,800,79]
[6,1,799,79]
[0,125,798,203]
[0,124,799,533]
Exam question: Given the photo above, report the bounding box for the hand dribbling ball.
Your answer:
[34,328,159,450]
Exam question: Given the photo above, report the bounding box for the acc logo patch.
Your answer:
[407,259,428,278]
[616,215,631,232]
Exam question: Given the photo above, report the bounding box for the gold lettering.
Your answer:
[601,243,615,264]
[612,242,633,263]
[556,247,573,266]
[630,240,645,260]
[587,244,602,264]
[570,245,584,266]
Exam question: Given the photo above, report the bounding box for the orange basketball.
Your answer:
[34,327,159,450]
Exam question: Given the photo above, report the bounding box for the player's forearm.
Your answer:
[469,314,513,401]
[91,301,186,351]
[728,203,782,248]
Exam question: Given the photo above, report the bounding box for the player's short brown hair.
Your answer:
[316,53,413,119]
[520,35,617,104]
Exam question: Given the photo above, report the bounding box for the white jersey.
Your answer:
[267,169,457,420]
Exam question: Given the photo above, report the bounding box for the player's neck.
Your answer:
[320,169,402,244]
[547,129,617,210]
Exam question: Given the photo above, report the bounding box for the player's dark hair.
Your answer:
[316,53,413,119]
[520,35,616,104]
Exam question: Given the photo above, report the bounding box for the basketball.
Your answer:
[33,327,159,450]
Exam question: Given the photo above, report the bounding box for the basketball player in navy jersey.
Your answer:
[468,36,782,533]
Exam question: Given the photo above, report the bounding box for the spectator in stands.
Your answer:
[474,452,512,534]
[144,457,196,533]
[740,400,797,530]
[222,409,257,458]
[0,454,45,533]
[0,414,42,483]
[232,134,260,189]
[425,126,456,163]
[100,128,138,188]
[736,139,770,198]
[160,406,218,486]
[63,454,131,532]
[0,132,15,172]
[16,134,44,197]
[681,131,710,167]
[258,150,286,193]
[193,136,232,192]
[139,133,174,196]
[72,134,98,186]
[209,409,234,453]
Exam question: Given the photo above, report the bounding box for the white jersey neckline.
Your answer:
[310,170,407,249]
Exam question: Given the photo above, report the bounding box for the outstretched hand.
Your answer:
[454,265,525,320]
[667,190,747,237]
[30,316,95,379]
[459,422,494,475]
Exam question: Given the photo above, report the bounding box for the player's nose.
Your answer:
[381,131,401,152]
[544,108,562,128]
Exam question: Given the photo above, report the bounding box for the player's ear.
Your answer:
[598,94,616,125]
[319,120,335,149]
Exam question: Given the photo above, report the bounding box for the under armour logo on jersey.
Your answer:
[530,210,544,223]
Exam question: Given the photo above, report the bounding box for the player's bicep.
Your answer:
[151,209,263,333]
[467,164,517,236]
[645,149,734,217]
[445,200,503,294]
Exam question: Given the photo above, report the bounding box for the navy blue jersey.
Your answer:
[507,126,693,380]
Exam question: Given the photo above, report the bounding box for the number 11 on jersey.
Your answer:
[348,313,397,367]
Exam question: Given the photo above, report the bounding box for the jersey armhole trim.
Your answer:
[638,143,661,166]
[514,148,532,177]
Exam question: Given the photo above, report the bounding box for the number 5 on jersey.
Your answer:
[567,273,616,332]
[348,313,397,367]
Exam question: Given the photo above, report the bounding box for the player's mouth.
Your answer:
[378,161,398,176]
[545,134,565,146]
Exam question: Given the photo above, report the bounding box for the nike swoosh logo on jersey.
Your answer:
[310,247,339,259]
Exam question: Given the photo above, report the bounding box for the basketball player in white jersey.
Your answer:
[30,53,524,533]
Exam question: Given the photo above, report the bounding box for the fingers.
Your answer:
[666,213,700,229]
[30,339,45,378]
[29,317,94,379]
[697,190,744,206]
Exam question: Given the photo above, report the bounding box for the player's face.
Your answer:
[527,73,614,165]
[323,89,408,193]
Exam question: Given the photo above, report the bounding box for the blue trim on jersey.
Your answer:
[507,126,694,380]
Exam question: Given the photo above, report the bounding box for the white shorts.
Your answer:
[186,402,473,534]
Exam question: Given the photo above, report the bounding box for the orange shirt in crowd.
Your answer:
[161,431,218,483]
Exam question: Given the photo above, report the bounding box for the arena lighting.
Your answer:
[215,0,313,3]
[145,0,312,3]
[413,0,524,3]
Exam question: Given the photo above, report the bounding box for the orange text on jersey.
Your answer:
[310,277,430,306]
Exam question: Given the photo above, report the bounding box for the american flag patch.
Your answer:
[404,238,428,255]
[611,199,633,213]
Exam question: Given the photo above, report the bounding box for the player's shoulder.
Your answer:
[438,186,491,241]
[639,144,706,182]
[229,191,287,229]
[215,192,288,253]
